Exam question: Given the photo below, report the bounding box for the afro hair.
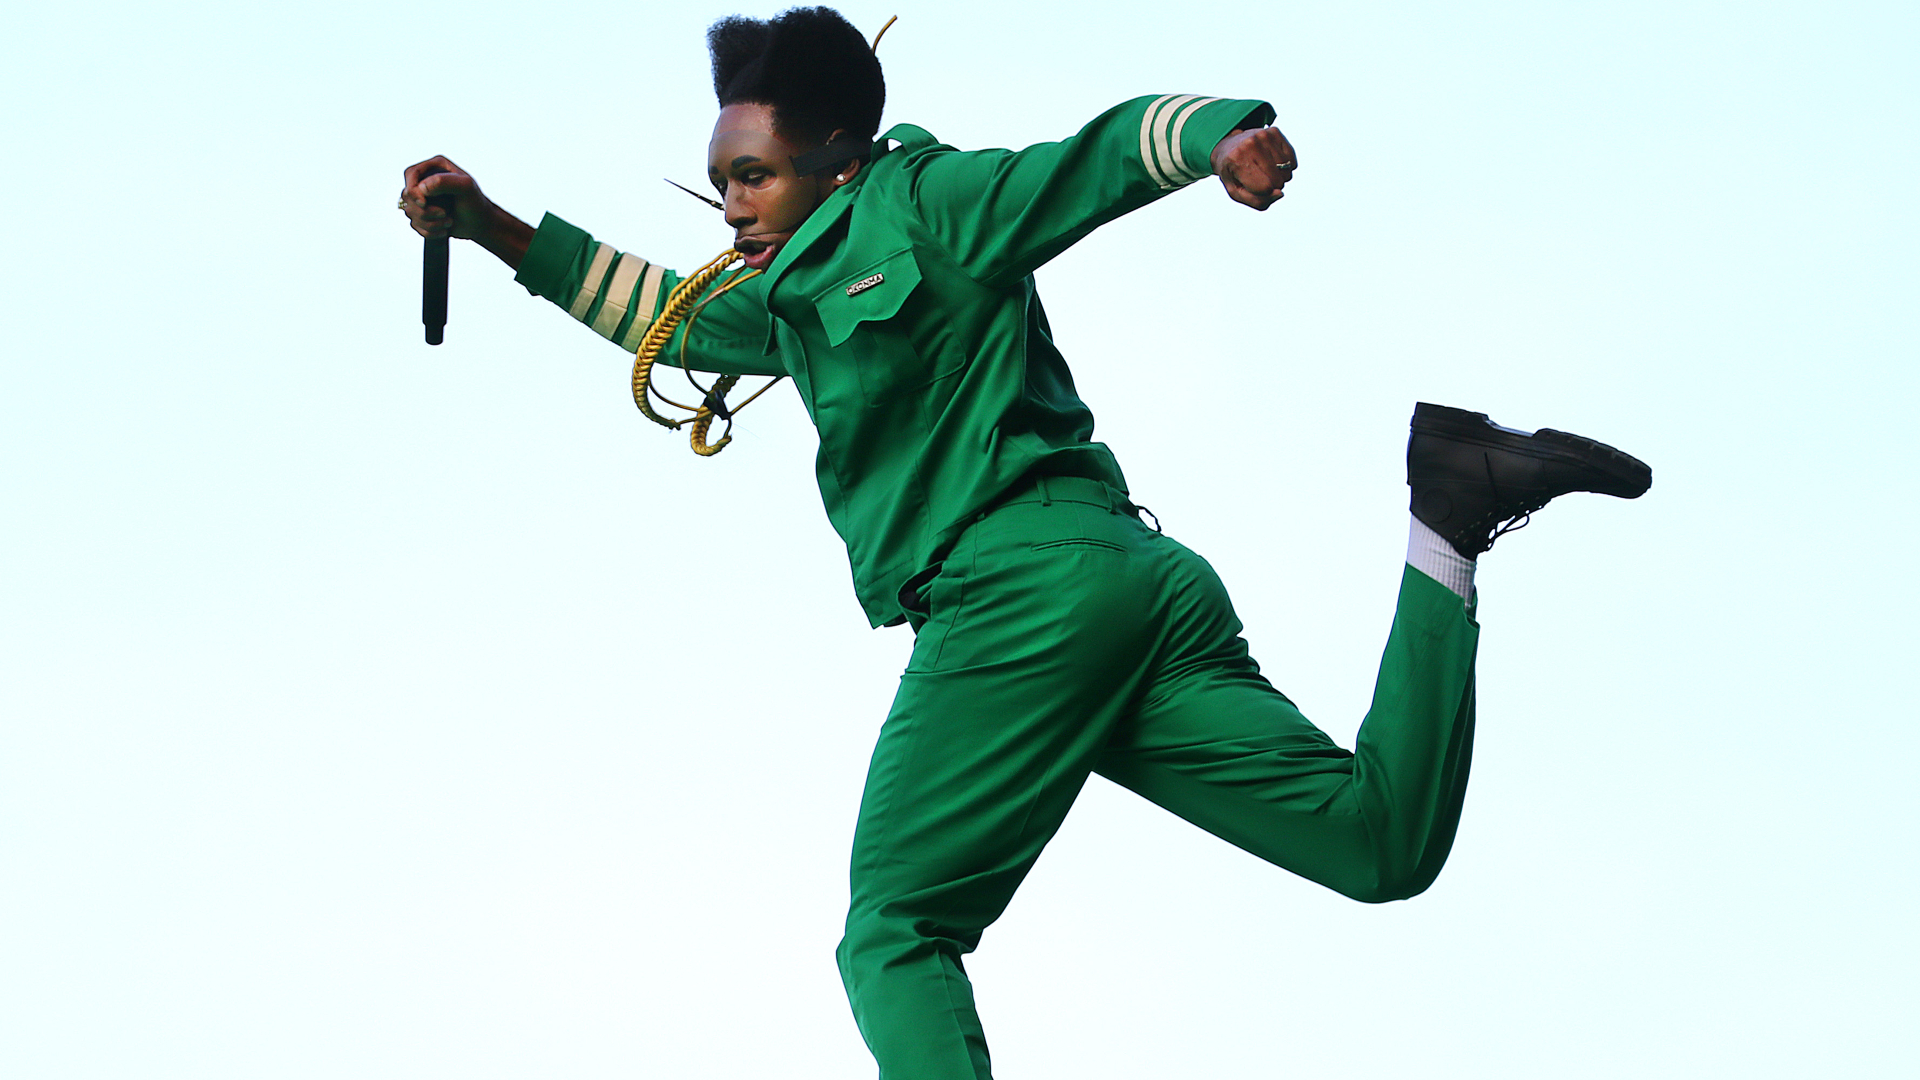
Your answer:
[708,7,885,148]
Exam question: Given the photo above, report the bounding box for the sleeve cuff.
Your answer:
[1177,98,1277,182]
[514,212,589,300]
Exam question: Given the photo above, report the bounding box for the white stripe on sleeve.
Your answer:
[1139,94,1181,190]
[617,263,670,350]
[1148,94,1202,190]
[591,253,650,339]
[1165,96,1222,183]
[567,243,616,321]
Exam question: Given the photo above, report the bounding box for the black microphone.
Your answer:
[423,193,453,345]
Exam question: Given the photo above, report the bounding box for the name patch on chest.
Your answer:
[845,273,885,297]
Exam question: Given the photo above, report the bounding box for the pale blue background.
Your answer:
[3,2,1915,1077]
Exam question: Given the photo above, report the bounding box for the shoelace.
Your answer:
[1487,512,1532,548]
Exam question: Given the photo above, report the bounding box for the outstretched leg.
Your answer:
[1100,403,1650,899]
[1096,559,1479,903]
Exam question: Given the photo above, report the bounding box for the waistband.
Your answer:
[899,475,1155,626]
[986,473,1128,514]
[980,472,1161,533]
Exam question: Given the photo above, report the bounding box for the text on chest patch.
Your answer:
[846,273,885,297]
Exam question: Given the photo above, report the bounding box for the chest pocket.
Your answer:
[812,248,958,407]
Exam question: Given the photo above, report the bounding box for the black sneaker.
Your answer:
[1408,403,1652,559]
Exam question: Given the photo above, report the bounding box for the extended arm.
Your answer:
[395,158,781,377]
[897,95,1286,288]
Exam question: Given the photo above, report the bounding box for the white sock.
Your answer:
[1407,517,1475,600]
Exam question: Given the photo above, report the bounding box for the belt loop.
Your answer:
[1037,475,1052,506]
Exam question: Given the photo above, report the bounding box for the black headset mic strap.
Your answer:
[790,136,871,177]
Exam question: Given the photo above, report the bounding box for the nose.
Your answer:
[724,188,754,230]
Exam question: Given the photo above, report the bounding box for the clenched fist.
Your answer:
[1209,127,1300,211]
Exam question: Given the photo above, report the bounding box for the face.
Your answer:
[708,102,837,271]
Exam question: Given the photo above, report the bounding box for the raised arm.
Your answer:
[893,95,1287,289]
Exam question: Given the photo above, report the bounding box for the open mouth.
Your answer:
[735,236,780,270]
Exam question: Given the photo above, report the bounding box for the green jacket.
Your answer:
[516,94,1274,626]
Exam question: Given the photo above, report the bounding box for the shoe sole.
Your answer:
[1412,403,1653,499]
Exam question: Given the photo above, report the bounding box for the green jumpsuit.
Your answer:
[514,94,1481,1080]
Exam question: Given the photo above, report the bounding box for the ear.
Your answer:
[827,128,863,188]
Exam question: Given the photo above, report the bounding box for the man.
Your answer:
[398,8,1650,1078]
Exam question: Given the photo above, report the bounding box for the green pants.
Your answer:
[836,477,1480,1080]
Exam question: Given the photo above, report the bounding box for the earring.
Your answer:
[836,174,847,181]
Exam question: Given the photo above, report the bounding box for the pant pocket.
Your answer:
[1031,537,1125,553]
